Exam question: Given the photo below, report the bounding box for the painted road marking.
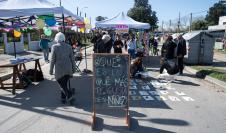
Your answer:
[175,91,186,96]
[130,80,137,86]
[182,96,195,101]
[149,91,160,96]
[135,79,143,83]
[155,96,168,101]
[130,86,138,90]
[142,85,151,90]
[131,96,142,101]
[159,90,169,95]
[139,91,149,96]
[129,79,195,102]
[143,96,155,101]
[129,91,136,95]
[166,86,176,90]
[168,96,181,102]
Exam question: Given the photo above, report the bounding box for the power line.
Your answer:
[192,10,208,15]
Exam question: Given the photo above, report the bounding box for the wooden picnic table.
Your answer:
[0,57,42,95]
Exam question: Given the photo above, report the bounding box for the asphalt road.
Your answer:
[0,46,226,133]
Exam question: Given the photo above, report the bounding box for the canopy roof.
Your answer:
[0,0,82,21]
[95,12,150,29]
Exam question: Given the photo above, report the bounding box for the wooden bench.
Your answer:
[0,74,12,88]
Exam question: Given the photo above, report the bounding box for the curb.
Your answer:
[185,66,226,89]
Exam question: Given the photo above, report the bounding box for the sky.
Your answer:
[49,0,220,26]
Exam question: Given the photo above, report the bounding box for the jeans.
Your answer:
[57,75,72,100]
[128,49,136,59]
[42,49,49,61]
[178,57,184,74]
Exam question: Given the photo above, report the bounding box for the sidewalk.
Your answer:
[213,51,226,70]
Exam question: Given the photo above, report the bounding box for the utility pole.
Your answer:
[162,21,164,34]
[77,7,79,16]
[85,13,87,18]
[189,13,193,32]
[178,12,181,33]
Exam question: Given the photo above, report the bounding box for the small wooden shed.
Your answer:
[183,31,215,64]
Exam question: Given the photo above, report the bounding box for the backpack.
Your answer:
[18,74,32,88]
[166,60,179,75]
[23,69,44,82]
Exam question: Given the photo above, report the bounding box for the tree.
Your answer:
[127,0,158,30]
[95,16,108,21]
[191,20,208,30]
[206,2,226,25]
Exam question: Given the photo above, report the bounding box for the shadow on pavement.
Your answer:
[149,118,190,126]
[173,79,200,86]
[93,117,175,133]
[143,56,161,68]
[0,75,176,133]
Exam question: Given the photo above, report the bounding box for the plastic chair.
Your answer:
[73,47,83,73]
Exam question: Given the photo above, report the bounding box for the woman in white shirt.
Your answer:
[127,35,136,59]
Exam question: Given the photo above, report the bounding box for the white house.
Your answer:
[208,16,226,30]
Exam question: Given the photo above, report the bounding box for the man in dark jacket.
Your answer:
[91,33,102,53]
[96,34,112,53]
[177,35,187,75]
[160,35,177,74]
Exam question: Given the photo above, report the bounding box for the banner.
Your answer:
[115,24,129,33]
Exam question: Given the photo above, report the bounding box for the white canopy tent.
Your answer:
[95,12,150,29]
[0,0,82,56]
[0,0,82,20]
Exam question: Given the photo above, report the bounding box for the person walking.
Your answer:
[49,32,76,104]
[39,34,51,62]
[177,34,187,75]
[127,34,136,59]
[160,35,177,74]
[113,35,123,53]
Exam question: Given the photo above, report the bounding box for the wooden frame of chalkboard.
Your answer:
[92,53,130,129]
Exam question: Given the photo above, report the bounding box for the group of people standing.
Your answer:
[160,34,187,75]
[91,31,154,58]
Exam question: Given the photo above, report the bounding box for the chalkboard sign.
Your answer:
[93,54,130,109]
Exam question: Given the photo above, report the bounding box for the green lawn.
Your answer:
[192,66,226,82]
[216,49,226,54]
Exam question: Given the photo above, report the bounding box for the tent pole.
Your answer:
[12,21,16,58]
[60,0,66,34]
[62,14,66,34]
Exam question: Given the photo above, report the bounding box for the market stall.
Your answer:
[0,0,82,56]
[95,12,150,29]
